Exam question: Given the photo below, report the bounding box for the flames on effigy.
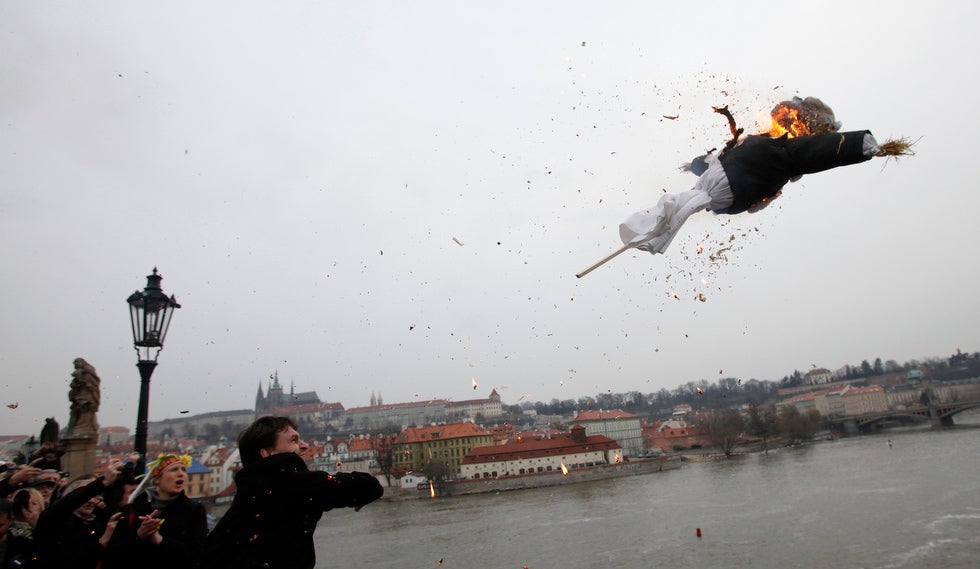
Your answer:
[766,96,915,156]
[768,96,840,138]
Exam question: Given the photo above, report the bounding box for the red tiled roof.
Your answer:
[348,437,374,451]
[205,447,234,465]
[398,422,489,443]
[573,409,636,421]
[843,385,884,396]
[462,432,620,464]
[447,393,499,406]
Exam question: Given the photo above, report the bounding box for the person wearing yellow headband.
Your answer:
[99,454,208,569]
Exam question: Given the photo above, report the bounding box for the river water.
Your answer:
[316,418,980,569]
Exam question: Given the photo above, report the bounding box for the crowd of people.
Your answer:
[0,416,384,568]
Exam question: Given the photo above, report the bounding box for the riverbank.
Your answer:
[380,455,682,500]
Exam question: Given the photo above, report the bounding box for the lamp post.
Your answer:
[127,268,181,475]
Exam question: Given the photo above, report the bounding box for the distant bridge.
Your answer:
[831,399,980,433]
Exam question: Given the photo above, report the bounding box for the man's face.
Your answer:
[68,479,101,518]
[261,426,309,460]
[35,483,56,504]
[120,482,138,506]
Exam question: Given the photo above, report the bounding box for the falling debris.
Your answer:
[471,378,478,390]
[452,237,464,246]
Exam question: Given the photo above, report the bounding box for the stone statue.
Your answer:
[67,358,100,437]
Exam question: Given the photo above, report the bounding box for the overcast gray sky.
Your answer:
[2,2,976,436]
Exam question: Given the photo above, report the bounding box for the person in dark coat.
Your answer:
[100,454,208,569]
[33,460,124,569]
[202,416,384,569]
[0,498,35,568]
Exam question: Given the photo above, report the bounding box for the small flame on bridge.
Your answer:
[429,481,436,498]
[560,462,569,476]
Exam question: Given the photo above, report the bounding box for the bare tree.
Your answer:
[373,435,395,487]
[704,408,744,457]
[746,403,777,453]
[777,406,819,444]
[422,460,449,492]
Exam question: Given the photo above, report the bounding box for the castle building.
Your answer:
[446,389,503,420]
[255,371,322,414]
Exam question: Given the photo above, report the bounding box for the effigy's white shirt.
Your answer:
[618,152,733,254]
[619,133,882,255]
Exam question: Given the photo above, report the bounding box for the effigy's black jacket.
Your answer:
[719,130,872,214]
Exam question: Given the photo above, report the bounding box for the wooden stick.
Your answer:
[576,243,633,278]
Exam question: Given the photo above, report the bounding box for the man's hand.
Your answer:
[8,458,42,487]
[99,512,122,548]
[102,459,124,487]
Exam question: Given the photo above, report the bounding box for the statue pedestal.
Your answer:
[61,435,97,480]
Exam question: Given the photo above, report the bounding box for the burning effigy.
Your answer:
[576,96,913,278]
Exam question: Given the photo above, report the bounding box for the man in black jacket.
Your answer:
[202,416,384,569]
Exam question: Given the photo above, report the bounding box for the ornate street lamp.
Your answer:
[127,268,181,474]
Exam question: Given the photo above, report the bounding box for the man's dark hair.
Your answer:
[238,416,298,467]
